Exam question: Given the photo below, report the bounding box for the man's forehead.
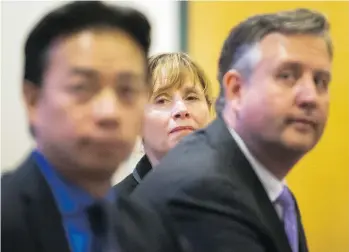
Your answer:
[47,29,146,68]
[258,33,332,70]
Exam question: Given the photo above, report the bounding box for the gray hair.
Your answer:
[215,8,332,114]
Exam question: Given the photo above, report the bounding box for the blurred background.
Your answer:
[1,1,348,252]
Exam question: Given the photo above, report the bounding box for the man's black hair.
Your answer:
[24,1,151,86]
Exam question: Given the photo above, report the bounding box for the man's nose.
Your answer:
[295,75,319,111]
[92,88,119,129]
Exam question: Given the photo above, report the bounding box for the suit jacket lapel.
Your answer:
[133,155,152,184]
[232,143,292,252]
[295,200,308,252]
[207,116,292,252]
[20,156,71,252]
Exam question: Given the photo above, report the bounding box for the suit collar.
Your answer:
[19,154,71,252]
[295,200,309,252]
[132,155,152,183]
[207,116,293,252]
[228,127,285,203]
[32,150,95,215]
[32,150,115,215]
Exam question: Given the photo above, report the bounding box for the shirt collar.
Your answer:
[132,155,152,183]
[32,150,115,216]
[228,128,284,202]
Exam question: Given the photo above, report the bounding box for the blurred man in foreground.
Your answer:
[1,2,189,252]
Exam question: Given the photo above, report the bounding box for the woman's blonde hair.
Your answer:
[148,52,213,108]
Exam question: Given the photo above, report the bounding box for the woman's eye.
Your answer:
[186,95,199,101]
[154,97,170,104]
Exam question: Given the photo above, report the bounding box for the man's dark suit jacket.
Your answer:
[132,116,308,252]
[1,154,191,252]
[115,155,152,196]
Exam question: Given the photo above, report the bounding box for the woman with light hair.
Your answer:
[115,52,213,195]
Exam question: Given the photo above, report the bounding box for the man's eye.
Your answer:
[314,76,329,91]
[278,72,294,80]
[68,82,97,102]
[276,70,298,86]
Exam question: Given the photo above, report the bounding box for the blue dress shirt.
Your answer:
[33,150,115,252]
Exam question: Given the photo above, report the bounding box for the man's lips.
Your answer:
[169,126,195,134]
[287,117,317,128]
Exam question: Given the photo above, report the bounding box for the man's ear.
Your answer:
[23,80,41,128]
[222,69,243,111]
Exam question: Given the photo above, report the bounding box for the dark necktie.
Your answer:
[86,201,109,252]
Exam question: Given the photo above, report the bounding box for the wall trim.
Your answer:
[179,1,188,52]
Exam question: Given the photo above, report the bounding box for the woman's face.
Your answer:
[142,74,211,158]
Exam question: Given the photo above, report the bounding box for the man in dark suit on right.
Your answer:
[133,8,333,252]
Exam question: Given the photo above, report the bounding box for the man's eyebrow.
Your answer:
[69,68,146,84]
[115,72,144,82]
[314,70,331,83]
[69,67,99,78]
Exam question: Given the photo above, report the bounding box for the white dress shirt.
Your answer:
[228,128,285,219]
